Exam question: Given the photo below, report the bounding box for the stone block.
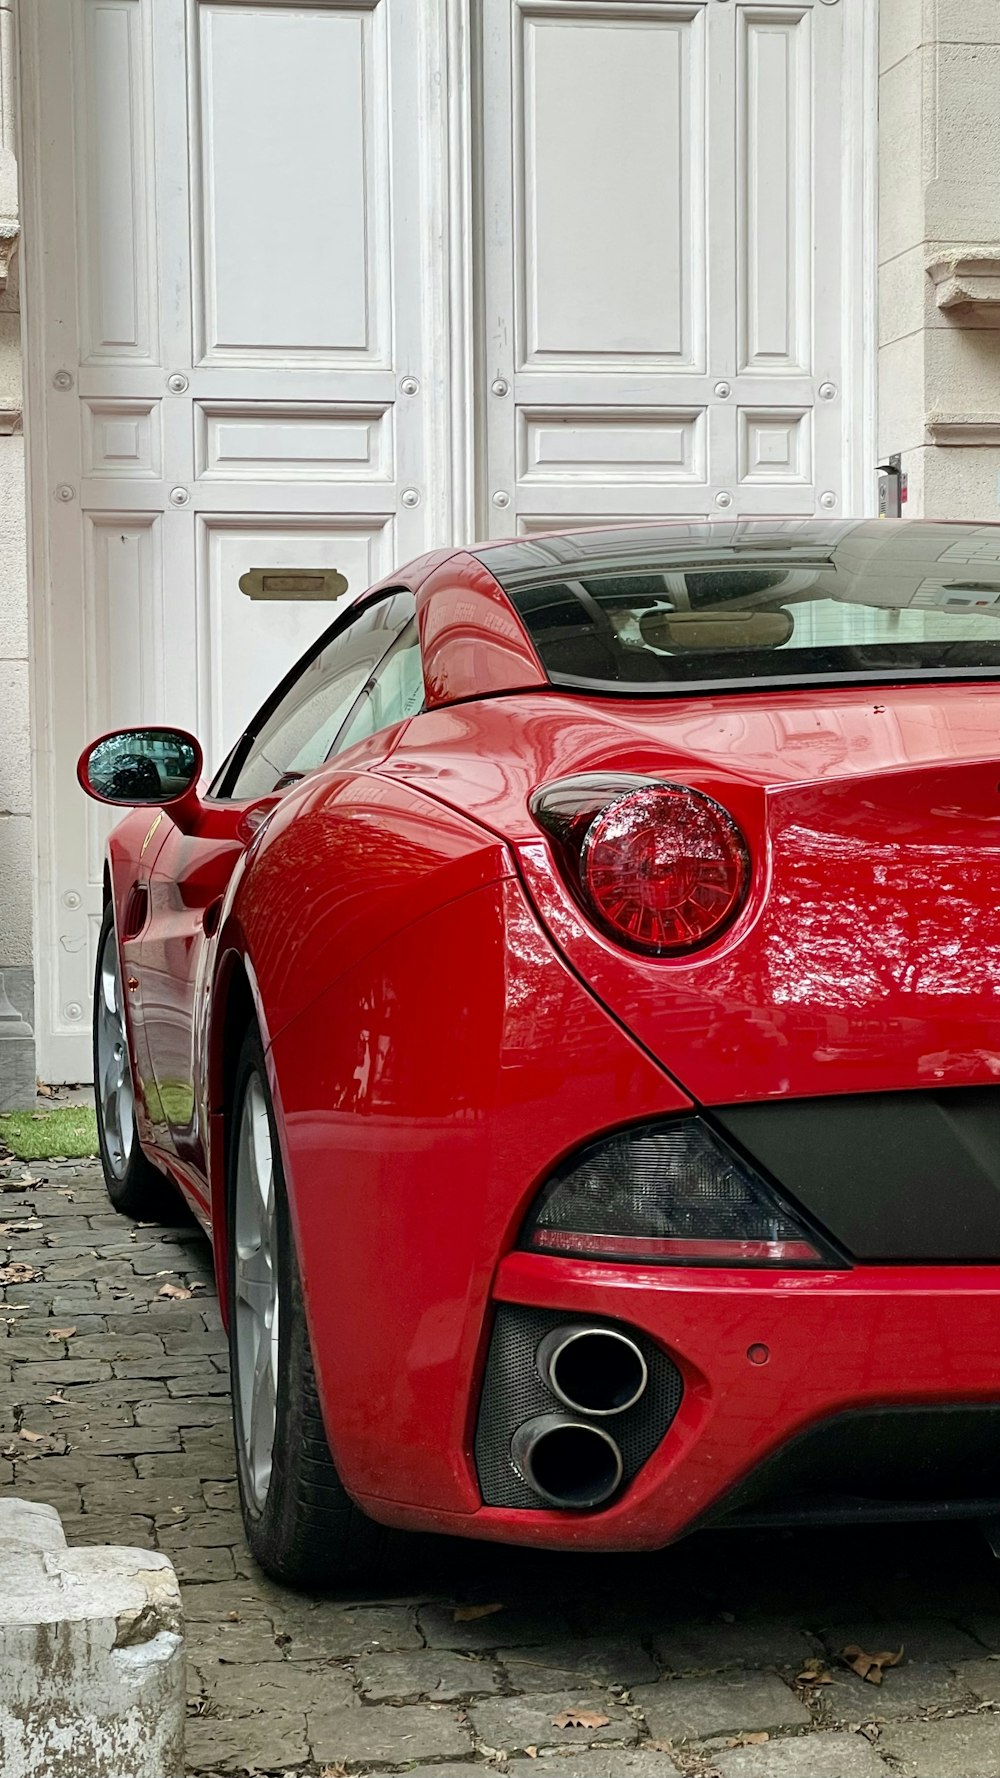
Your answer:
[504,1759,677,1778]
[0,815,33,966]
[468,1690,635,1757]
[0,1495,184,1778]
[879,1713,1000,1776]
[419,1600,571,1649]
[653,1619,816,1674]
[0,435,27,658]
[356,1648,501,1701]
[926,325,1000,417]
[815,1660,969,1722]
[633,1672,811,1743]
[713,1730,892,1778]
[270,1599,423,1659]
[957,1656,1000,1702]
[0,313,20,407]
[878,331,927,456]
[308,1700,473,1766]
[922,439,1000,518]
[0,1037,36,1112]
[878,243,927,348]
[927,45,1000,239]
[879,51,929,262]
[879,0,926,74]
[937,0,1000,43]
[183,1711,308,1773]
[501,1637,657,1691]
[817,1617,984,1665]
[0,660,28,812]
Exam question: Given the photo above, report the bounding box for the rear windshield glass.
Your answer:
[498,522,1000,693]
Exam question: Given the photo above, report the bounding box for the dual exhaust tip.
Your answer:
[512,1325,648,1511]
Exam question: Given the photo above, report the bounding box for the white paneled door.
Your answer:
[23,0,459,1079]
[481,0,865,534]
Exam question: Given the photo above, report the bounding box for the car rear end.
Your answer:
[389,518,1000,1546]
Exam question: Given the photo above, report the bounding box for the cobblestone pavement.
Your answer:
[6,1160,1000,1776]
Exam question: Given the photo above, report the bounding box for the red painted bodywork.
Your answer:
[89,528,1000,1553]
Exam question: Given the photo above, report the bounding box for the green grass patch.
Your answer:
[0,1105,98,1161]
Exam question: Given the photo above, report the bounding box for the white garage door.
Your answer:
[480,0,867,534]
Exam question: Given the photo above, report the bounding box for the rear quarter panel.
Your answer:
[267,873,691,1515]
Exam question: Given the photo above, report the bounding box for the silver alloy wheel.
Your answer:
[233,1075,280,1512]
[96,921,135,1182]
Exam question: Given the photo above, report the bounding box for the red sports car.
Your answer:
[79,517,1000,1586]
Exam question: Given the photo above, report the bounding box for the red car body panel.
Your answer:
[356,1256,1000,1548]
[387,682,1000,1103]
[266,874,690,1514]
[91,523,1000,1554]
[415,553,548,704]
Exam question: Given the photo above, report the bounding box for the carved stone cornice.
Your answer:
[925,413,1000,446]
[927,251,1000,314]
[0,219,18,294]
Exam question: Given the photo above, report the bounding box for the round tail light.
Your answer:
[581,784,747,954]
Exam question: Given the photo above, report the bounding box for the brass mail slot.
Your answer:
[239,568,349,601]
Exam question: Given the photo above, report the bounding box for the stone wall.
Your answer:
[0,0,33,1110]
[880,0,1000,517]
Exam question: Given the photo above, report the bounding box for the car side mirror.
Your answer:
[77,727,204,827]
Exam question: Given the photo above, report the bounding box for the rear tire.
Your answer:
[227,1024,392,1588]
[93,904,178,1222]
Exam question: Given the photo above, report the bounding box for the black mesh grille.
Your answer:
[474,1305,683,1510]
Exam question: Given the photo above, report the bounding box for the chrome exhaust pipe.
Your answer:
[536,1324,648,1417]
[511,1412,624,1510]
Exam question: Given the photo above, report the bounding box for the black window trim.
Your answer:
[545,665,1000,699]
[207,585,415,802]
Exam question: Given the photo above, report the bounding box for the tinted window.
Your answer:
[228,591,414,799]
[505,558,1000,689]
[487,521,1000,693]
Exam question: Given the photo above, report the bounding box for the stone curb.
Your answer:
[0,1496,184,1778]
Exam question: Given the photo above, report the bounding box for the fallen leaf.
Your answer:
[157,1283,192,1300]
[798,1657,835,1685]
[319,1767,347,1778]
[189,1281,207,1294]
[19,1429,43,1443]
[453,1602,504,1622]
[841,1644,904,1685]
[227,1611,240,1622]
[0,1263,39,1284]
[552,1710,611,1730]
[48,1327,76,1340]
[525,1749,538,1760]
[727,1732,769,1747]
[45,1391,65,1405]
[36,1083,52,1098]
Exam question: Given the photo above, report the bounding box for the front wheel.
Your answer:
[93,904,177,1221]
[227,1025,392,1587]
